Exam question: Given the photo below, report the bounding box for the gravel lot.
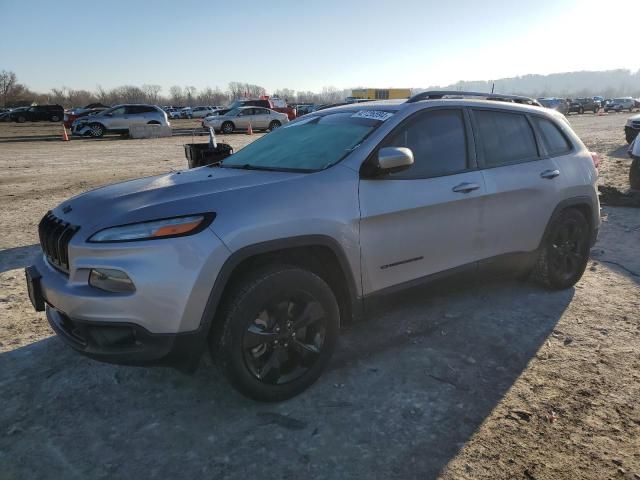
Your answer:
[0,113,638,479]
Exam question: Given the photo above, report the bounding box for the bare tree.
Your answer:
[142,84,162,104]
[184,86,197,106]
[169,85,184,106]
[0,70,18,106]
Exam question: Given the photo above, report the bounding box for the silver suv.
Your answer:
[71,104,170,137]
[26,91,600,401]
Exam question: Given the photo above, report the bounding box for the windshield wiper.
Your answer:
[220,163,284,171]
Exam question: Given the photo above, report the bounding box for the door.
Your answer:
[359,108,487,295]
[105,106,127,130]
[125,105,147,126]
[471,109,570,259]
[235,108,253,130]
[253,108,270,128]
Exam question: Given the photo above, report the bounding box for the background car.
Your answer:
[624,113,640,143]
[605,97,636,112]
[9,104,64,122]
[64,104,110,128]
[567,97,600,114]
[538,97,569,115]
[203,106,289,133]
[189,106,220,118]
[71,104,170,137]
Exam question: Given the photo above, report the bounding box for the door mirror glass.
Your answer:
[377,147,414,173]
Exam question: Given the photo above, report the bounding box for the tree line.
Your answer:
[0,70,346,108]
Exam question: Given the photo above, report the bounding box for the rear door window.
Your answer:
[532,116,572,156]
[474,110,539,167]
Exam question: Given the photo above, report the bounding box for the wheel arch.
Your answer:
[201,236,362,347]
[538,196,597,250]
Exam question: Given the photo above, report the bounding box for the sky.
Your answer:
[1,0,639,95]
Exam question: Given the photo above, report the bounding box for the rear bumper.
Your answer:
[47,305,205,369]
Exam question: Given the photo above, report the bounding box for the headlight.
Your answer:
[88,214,214,243]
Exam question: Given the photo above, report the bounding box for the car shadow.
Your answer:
[0,244,40,273]
[608,144,630,160]
[0,276,572,479]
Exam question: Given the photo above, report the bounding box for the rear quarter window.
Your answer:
[532,116,572,156]
[474,110,538,167]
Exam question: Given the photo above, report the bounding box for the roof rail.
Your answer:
[406,90,542,107]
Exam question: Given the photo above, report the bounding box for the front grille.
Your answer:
[38,211,79,274]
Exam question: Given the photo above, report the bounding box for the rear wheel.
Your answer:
[214,265,339,402]
[50,115,60,122]
[579,107,584,114]
[269,120,281,131]
[88,123,105,138]
[221,121,234,134]
[17,115,26,123]
[532,209,590,290]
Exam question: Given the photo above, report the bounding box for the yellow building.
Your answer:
[350,88,412,100]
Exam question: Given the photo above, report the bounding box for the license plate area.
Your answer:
[25,266,45,312]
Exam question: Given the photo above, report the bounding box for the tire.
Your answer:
[50,115,60,122]
[593,108,598,114]
[221,121,234,134]
[268,120,281,131]
[630,157,640,190]
[214,265,340,402]
[579,107,584,115]
[532,209,590,290]
[17,115,26,123]
[88,122,105,138]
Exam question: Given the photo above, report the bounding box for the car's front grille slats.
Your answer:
[38,211,79,274]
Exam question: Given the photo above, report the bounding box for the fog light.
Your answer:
[89,269,135,293]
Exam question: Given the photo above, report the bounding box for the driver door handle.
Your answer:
[540,169,560,179]
[452,182,480,193]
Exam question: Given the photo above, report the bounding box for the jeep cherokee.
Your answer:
[26,91,600,401]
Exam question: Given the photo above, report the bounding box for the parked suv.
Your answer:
[605,97,636,113]
[567,97,600,114]
[26,91,600,401]
[71,104,170,137]
[10,104,64,122]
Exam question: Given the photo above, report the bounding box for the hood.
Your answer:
[53,166,304,237]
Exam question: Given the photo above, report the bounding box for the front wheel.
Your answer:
[214,265,340,402]
[532,209,590,290]
[88,123,105,138]
[221,121,234,134]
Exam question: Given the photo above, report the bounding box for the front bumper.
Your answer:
[71,123,92,136]
[625,126,639,141]
[28,227,230,367]
[46,305,203,368]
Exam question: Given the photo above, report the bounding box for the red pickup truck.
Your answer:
[228,97,296,120]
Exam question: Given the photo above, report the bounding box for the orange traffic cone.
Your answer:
[247,122,253,135]
[62,126,69,141]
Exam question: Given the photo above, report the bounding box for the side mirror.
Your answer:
[376,147,414,174]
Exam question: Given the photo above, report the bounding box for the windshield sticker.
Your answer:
[351,110,394,121]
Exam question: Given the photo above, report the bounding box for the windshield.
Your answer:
[221,110,390,172]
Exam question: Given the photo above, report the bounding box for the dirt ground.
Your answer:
[0,113,638,480]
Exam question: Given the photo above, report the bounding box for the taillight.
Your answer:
[590,151,600,170]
